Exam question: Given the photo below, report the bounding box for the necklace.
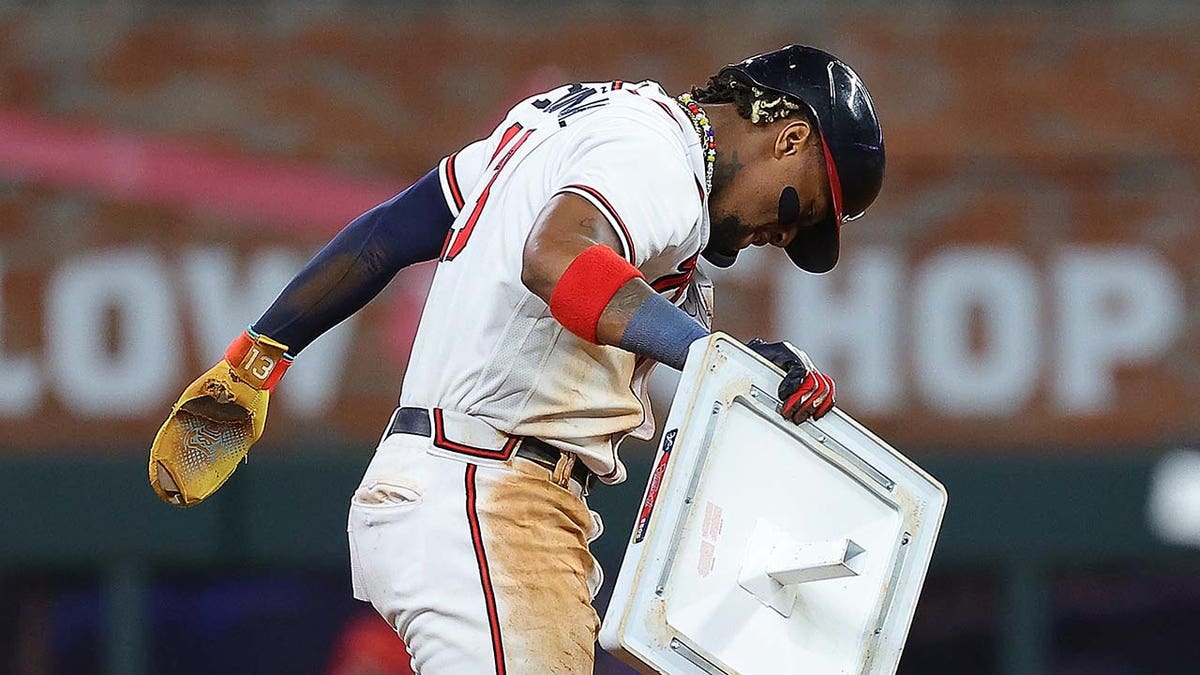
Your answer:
[676,93,717,194]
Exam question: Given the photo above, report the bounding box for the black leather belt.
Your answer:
[385,407,594,494]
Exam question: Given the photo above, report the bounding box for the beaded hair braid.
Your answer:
[690,73,814,126]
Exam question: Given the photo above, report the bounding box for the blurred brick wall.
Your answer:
[4,5,1195,170]
[1,3,1197,453]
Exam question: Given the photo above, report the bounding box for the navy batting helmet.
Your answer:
[720,45,885,273]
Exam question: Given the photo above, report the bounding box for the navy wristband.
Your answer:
[618,293,709,370]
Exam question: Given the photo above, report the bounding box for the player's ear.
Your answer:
[774,120,814,159]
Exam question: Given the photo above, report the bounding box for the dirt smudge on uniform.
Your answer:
[478,462,600,674]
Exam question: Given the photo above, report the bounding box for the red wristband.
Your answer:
[549,245,644,343]
[224,331,293,390]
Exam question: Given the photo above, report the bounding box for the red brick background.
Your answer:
[1,5,1196,453]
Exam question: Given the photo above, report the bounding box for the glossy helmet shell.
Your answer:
[720,45,885,273]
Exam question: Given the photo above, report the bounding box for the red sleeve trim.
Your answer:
[558,184,636,263]
[444,151,465,211]
[651,99,685,133]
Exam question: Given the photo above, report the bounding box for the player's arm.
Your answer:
[251,167,454,353]
[148,167,457,507]
[521,192,708,371]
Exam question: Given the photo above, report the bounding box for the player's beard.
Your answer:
[703,212,744,268]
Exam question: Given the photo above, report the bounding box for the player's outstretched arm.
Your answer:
[522,193,708,370]
[148,168,456,506]
[252,167,454,354]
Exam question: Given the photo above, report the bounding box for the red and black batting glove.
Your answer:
[746,338,836,424]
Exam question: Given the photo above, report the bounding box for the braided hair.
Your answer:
[691,72,816,127]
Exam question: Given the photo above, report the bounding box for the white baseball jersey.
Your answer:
[401,80,713,485]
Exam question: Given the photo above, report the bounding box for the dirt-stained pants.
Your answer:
[348,432,604,675]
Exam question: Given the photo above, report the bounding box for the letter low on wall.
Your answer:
[772,244,1190,450]
[0,246,368,451]
[748,143,1200,451]
[777,243,1180,420]
[2,6,1197,456]
[2,240,1193,454]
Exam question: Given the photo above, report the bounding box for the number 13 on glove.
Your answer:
[148,331,291,507]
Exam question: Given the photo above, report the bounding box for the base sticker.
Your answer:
[697,500,723,577]
[633,429,676,543]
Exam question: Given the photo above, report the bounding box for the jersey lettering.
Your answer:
[411,80,708,485]
[441,125,535,261]
[532,83,609,127]
[650,252,699,302]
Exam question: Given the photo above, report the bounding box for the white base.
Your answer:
[738,519,867,617]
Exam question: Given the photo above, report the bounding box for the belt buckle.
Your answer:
[551,452,576,489]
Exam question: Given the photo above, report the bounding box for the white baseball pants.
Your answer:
[347,432,604,674]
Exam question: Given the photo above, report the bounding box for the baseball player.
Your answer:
[149,45,884,673]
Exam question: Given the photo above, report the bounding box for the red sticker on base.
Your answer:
[633,429,676,544]
[697,501,723,578]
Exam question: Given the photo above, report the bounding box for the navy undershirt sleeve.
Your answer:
[252,168,452,354]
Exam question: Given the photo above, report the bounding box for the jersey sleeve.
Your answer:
[552,119,703,268]
[437,137,490,217]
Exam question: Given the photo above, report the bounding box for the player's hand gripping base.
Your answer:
[747,338,836,423]
[148,332,290,507]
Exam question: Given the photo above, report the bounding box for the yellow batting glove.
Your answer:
[148,330,292,507]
